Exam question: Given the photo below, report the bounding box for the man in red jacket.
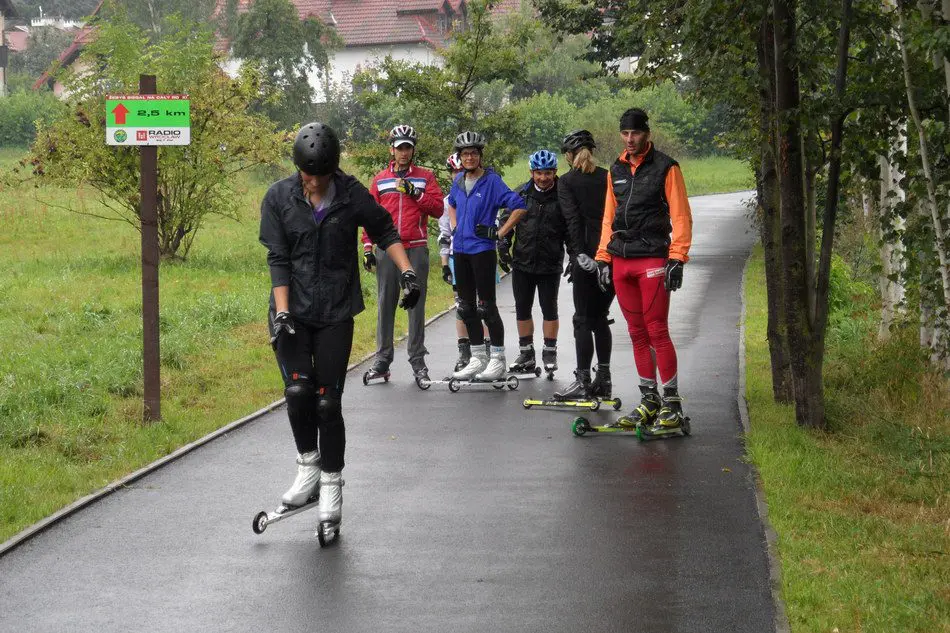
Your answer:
[362,125,444,382]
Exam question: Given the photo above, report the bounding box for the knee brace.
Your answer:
[457,299,477,322]
[284,379,315,424]
[573,314,591,333]
[478,300,501,326]
[316,386,343,428]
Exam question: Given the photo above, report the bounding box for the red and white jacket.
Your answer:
[362,162,444,251]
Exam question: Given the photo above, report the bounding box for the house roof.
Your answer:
[4,28,28,52]
[215,0,461,49]
[32,0,103,90]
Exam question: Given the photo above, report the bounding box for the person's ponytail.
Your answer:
[572,147,596,174]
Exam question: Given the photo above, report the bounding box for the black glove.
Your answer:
[441,264,453,285]
[399,269,421,310]
[438,234,451,248]
[363,249,377,272]
[563,260,574,283]
[597,261,612,293]
[395,178,421,198]
[664,259,684,292]
[474,224,499,240]
[497,240,512,274]
[270,311,295,348]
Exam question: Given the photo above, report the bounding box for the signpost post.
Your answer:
[106,79,191,423]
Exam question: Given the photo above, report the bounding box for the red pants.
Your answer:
[612,257,678,386]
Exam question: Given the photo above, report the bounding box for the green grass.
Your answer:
[500,154,753,196]
[0,145,752,543]
[743,245,950,632]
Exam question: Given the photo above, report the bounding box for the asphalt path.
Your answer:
[0,191,772,633]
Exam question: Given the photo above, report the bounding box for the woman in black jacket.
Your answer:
[259,122,420,544]
[553,130,615,401]
[499,150,570,377]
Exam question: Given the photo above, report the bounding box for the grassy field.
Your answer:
[743,246,950,632]
[0,148,751,542]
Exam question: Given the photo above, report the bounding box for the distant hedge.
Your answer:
[0,90,66,147]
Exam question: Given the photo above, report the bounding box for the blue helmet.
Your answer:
[529,149,558,171]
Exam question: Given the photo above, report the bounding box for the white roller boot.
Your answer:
[316,470,343,547]
[474,346,507,381]
[281,450,321,508]
[453,346,488,380]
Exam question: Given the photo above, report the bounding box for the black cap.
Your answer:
[293,122,341,176]
[619,108,650,132]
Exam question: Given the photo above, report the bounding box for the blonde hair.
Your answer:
[569,147,597,174]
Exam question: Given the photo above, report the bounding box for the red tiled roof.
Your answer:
[4,29,29,52]
[214,0,459,49]
[31,0,104,91]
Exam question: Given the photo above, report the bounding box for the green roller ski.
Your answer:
[571,416,691,440]
[522,398,622,412]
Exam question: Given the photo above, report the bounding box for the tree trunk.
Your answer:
[878,138,907,339]
[757,14,793,403]
[805,156,817,321]
[773,0,825,428]
[898,8,950,351]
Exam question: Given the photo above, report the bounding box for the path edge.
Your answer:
[738,253,792,633]
[0,304,458,558]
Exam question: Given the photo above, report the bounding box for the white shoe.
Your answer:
[452,347,488,380]
[281,450,321,507]
[475,347,506,381]
[317,470,344,524]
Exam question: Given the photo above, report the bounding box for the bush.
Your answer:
[0,90,65,147]
[572,90,687,161]
[509,92,574,156]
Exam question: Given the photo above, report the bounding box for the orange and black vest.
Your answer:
[607,146,677,259]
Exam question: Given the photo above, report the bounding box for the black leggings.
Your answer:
[511,270,560,321]
[572,268,614,370]
[454,250,504,346]
[273,318,354,472]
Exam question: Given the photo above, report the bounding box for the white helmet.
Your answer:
[389,124,417,147]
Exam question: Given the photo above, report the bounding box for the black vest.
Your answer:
[607,146,677,259]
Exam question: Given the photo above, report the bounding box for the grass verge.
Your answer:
[743,245,950,632]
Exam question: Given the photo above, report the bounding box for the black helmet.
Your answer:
[389,124,417,147]
[561,129,596,154]
[454,131,486,152]
[293,122,340,176]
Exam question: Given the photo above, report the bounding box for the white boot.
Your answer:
[282,450,321,507]
[453,346,488,380]
[475,346,506,381]
[317,470,344,524]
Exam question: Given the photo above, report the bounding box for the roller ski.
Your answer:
[572,391,690,440]
[362,360,390,385]
[412,365,432,390]
[507,344,542,378]
[541,345,558,380]
[252,451,322,536]
[447,346,520,392]
[522,369,621,411]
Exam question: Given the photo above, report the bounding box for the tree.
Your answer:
[12,0,100,19]
[10,12,284,259]
[227,0,340,130]
[8,26,75,80]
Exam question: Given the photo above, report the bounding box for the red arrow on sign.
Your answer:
[112,103,129,125]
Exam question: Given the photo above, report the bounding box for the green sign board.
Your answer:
[105,94,191,146]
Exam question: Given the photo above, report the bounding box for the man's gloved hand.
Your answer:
[438,234,451,248]
[664,259,684,292]
[442,264,454,285]
[497,239,512,273]
[474,224,498,240]
[399,269,421,310]
[270,311,295,348]
[597,261,612,293]
[395,178,421,198]
[363,249,377,272]
[563,260,574,283]
[576,253,598,274]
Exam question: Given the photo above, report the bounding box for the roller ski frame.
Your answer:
[415,374,520,391]
[362,367,390,385]
[252,495,341,547]
[522,397,622,412]
[570,415,691,440]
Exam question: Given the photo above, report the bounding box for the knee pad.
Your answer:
[284,380,315,421]
[573,314,591,333]
[478,300,501,325]
[316,387,343,428]
[457,300,477,322]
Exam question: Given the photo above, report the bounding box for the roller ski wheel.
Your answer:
[571,417,592,437]
[362,368,390,385]
[250,494,320,535]
[317,520,341,547]
[415,375,431,390]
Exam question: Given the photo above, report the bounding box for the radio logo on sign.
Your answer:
[136,130,148,141]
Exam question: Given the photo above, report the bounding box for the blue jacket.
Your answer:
[447,168,525,255]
